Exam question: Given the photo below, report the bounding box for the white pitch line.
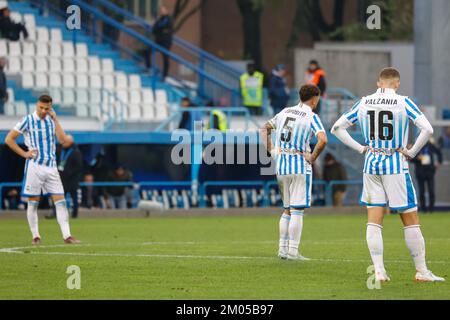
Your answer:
[0,244,449,265]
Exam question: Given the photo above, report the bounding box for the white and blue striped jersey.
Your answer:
[269,103,325,175]
[343,88,424,175]
[13,112,57,167]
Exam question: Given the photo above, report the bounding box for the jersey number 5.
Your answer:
[280,117,296,143]
[368,110,393,140]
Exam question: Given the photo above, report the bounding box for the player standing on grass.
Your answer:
[331,68,444,282]
[261,84,328,260]
[4,95,80,245]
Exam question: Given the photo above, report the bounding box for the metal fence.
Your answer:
[0,180,364,211]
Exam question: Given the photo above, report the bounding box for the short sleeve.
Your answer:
[268,113,279,129]
[13,116,29,134]
[405,98,424,122]
[311,114,325,136]
[343,100,361,124]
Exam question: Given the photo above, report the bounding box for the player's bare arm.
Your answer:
[261,121,276,157]
[305,131,327,164]
[4,129,36,159]
[49,110,67,145]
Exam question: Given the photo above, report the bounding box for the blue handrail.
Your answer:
[92,0,242,78]
[67,0,239,103]
[154,106,260,132]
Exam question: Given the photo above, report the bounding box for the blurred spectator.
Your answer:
[323,153,347,207]
[178,97,200,130]
[81,173,102,209]
[0,6,28,41]
[91,152,109,202]
[151,5,173,80]
[207,109,228,132]
[0,57,7,114]
[305,60,326,114]
[48,135,83,219]
[240,62,264,115]
[412,139,442,213]
[269,64,290,114]
[106,165,132,209]
[4,188,21,209]
[438,126,450,149]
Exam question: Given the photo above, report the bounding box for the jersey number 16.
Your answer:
[368,110,393,140]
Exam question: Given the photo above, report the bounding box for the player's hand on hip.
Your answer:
[304,152,314,164]
[397,148,412,160]
[270,148,279,160]
[24,150,37,159]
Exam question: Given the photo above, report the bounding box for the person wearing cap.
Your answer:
[269,64,290,114]
[305,60,327,114]
[0,5,28,41]
[240,63,264,116]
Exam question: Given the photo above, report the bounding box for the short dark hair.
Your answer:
[309,60,319,66]
[379,67,400,81]
[299,84,320,102]
[38,94,53,104]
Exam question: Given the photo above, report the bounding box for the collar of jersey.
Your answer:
[32,111,48,121]
[376,88,396,94]
[298,103,312,111]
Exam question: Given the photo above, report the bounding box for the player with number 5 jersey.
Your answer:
[331,68,444,283]
[261,84,327,261]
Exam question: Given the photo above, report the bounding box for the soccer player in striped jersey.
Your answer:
[261,84,327,260]
[4,95,80,245]
[331,68,444,282]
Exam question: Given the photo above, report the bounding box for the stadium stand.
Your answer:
[1,0,174,123]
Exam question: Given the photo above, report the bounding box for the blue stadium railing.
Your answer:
[0,180,363,210]
[30,0,241,106]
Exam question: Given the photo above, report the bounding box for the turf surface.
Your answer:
[0,213,449,299]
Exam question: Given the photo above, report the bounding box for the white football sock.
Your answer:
[27,201,40,239]
[404,225,428,272]
[366,223,385,272]
[55,200,71,239]
[288,210,304,256]
[279,213,290,254]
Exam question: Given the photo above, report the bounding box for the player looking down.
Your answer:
[4,95,80,245]
[331,68,444,282]
[261,84,328,260]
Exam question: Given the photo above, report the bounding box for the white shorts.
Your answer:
[21,160,64,197]
[360,173,417,210]
[277,173,312,209]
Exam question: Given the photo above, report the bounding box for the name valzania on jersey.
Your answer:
[269,104,325,175]
[343,88,424,175]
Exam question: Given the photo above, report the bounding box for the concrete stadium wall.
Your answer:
[414,0,450,115]
[294,42,414,98]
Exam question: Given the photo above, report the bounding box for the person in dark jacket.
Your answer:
[47,135,83,218]
[323,153,347,207]
[0,57,7,114]
[151,5,173,80]
[81,173,102,209]
[106,165,133,209]
[178,97,197,130]
[411,139,443,213]
[269,64,290,114]
[0,6,28,41]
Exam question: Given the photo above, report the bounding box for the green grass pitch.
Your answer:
[0,213,449,299]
